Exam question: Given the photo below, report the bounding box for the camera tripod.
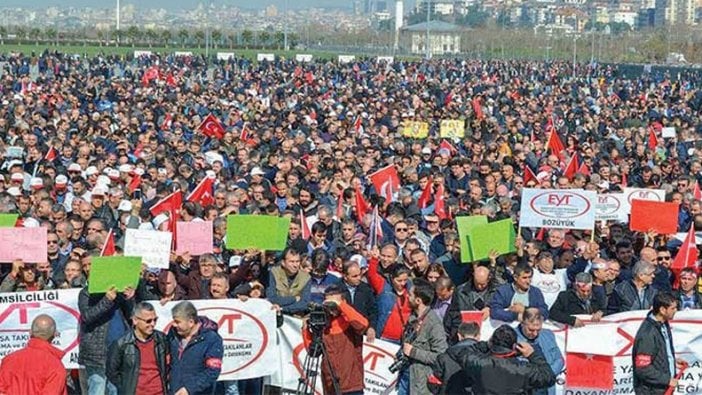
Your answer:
[296,330,341,395]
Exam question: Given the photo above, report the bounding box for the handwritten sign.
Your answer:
[0,227,48,263]
[176,221,213,256]
[439,119,465,138]
[401,121,429,139]
[124,229,172,268]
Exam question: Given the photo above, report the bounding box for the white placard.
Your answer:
[662,126,676,138]
[256,53,275,62]
[519,188,597,230]
[622,187,666,214]
[595,193,628,222]
[295,54,313,62]
[124,228,172,268]
[377,56,394,63]
[217,52,236,60]
[338,55,356,64]
[133,50,152,57]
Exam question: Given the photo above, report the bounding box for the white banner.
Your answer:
[519,189,597,230]
[295,54,313,62]
[0,289,80,368]
[124,229,172,269]
[257,53,275,62]
[623,188,666,214]
[595,193,628,222]
[150,298,278,381]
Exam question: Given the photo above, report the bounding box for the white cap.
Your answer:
[205,170,216,179]
[23,217,40,228]
[118,200,133,212]
[421,147,431,155]
[30,177,43,189]
[7,160,23,169]
[96,175,111,187]
[205,151,224,165]
[349,254,368,269]
[6,187,21,197]
[91,186,108,196]
[55,174,68,185]
[67,163,82,172]
[85,166,99,176]
[250,166,265,176]
[107,169,120,179]
[119,164,134,173]
[152,213,169,229]
[134,168,145,176]
[229,256,242,268]
[10,173,24,182]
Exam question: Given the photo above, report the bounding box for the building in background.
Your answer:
[402,20,462,56]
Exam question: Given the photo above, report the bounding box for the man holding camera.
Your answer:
[302,284,369,395]
[396,278,448,395]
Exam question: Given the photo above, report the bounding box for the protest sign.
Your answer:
[0,214,17,227]
[629,200,679,234]
[124,228,172,268]
[401,121,429,139]
[0,227,47,263]
[662,126,676,138]
[519,189,597,230]
[150,298,278,381]
[174,51,193,57]
[88,256,142,294]
[376,56,394,63]
[460,311,485,331]
[622,187,666,214]
[257,53,274,62]
[439,119,465,138]
[468,219,516,261]
[338,55,356,64]
[0,289,80,368]
[216,52,235,60]
[595,193,627,222]
[226,215,291,251]
[133,50,152,57]
[295,54,313,62]
[565,353,614,391]
[456,215,487,262]
[176,221,213,256]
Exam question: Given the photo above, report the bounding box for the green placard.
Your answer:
[456,215,488,263]
[88,256,142,294]
[467,219,517,262]
[225,215,291,251]
[0,214,18,228]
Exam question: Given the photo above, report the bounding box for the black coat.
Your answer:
[549,289,606,326]
[78,287,134,368]
[430,338,477,395]
[106,330,169,395]
[444,282,495,344]
[339,279,378,331]
[632,314,676,395]
[456,341,556,395]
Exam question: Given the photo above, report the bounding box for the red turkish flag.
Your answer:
[354,185,370,223]
[300,209,311,240]
[546,129,565,155]
[44,146,57,162]
[369,165,400,203]
[417,177,434,209]
[671,225,699,288]
[150,191,182,246]
[127,174,142,194]
[562,152,579,180]
[197,113,225,140]
[161,113,173,131]
[565,353,613,391]
[577,162,591,176]
[187,176,215,207]
[471,97,484,120]
[523,165,537,185]
[100,229,116,257]
[648,126,659,150]
[434,183,447,219]
[694,180,702,201]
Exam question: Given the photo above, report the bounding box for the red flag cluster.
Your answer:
[369,165,400,204]
[198,114,225,140]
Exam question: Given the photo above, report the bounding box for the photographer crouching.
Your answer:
[301,284,369,395]
[390,278,448,395]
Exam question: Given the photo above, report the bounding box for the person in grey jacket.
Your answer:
[607,261,658,315]
[78,285,135,395]
[398,278,448,395]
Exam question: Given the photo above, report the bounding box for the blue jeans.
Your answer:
[216,380,239,395]
[82,365,117,395]
[397,367,410,395]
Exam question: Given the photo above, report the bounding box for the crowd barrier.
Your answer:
[1,289,701,394]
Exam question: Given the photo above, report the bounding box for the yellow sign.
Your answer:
[440,119,465,138]
[401,121,429,139]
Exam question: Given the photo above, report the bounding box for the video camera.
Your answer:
[307,301,340,333]
[388,323,417,374]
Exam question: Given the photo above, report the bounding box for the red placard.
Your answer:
[460,311,484,331]
[565,353,614,391]
[630,200,679,234]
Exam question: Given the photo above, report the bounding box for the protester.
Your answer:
[632,292,688,394]
[675,268,702,309]
[0,314,67,395]
[429,322,480,395]
[302,284,369,395]
[490,264,549,322]
[338,260,378,341]
[515,308,564,395]
[106,302,169,395]
[444,265,494,343]
[608,261,658,315]
[168,301,223,395]
[549,272,606,327]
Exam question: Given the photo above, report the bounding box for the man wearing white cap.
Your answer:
[90,186,116,229]
[53,174,70,208]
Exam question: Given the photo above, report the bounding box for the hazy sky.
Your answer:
[1,0,353,11]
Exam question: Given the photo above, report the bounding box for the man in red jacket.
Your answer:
[0,314,67,395]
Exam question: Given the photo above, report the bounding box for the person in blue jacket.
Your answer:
[489,264,549,322]
[168,301,224,395]
[516,308,564,395]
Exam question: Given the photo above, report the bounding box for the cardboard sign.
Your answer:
[124,229,172,268]
[460,311,484,331]
[629,200,679,234]
[468,219,516,261]
[257,53,275,62]
[88,257,142,294]
[176,221,213,256]
[439,119,465,138]
[456,216,488,262]
[565,353,614,391]
[595,194,628,222]
[519,189,597,230]
[622,188,666,214]
[0,214,18,228]
[0,227,47,263]
[401,121,429,139]
[226,215,291,251]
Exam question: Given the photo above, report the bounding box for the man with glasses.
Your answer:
[608,261,659,315]
[107,302,169,395]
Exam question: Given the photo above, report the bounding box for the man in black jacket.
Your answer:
[429,322,480,395]
[456,324,556,395]
[107,302,169,395]
[444,265,494,343]
[549,272,605,327]
[338,260,378,341]
[675,268,702,310]
[633,292,687,395]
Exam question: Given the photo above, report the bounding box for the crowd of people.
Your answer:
[0,50,701,394]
